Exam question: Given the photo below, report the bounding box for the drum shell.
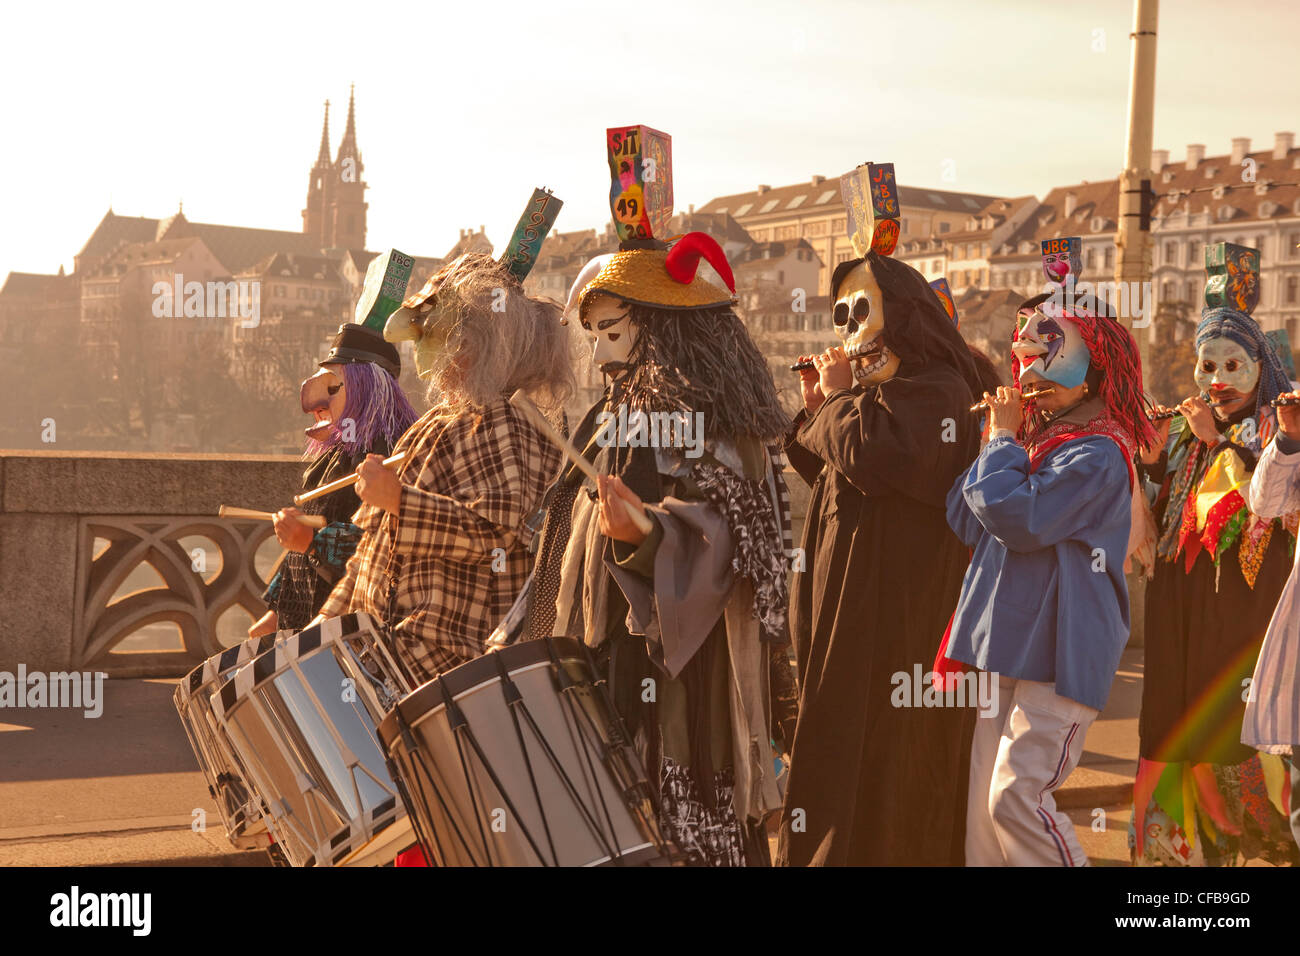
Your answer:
[379,637,668,867]
[173,635,275,845]
[213,615,414,867]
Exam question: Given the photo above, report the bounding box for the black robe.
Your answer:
[776,362,979,866]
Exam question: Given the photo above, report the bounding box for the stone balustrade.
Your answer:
[0,451,304,677]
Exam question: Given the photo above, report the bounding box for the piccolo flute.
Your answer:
[789,344,882,372]
[1148,392,1228,421]
[1271,395,1300,407]
[968,382,1055,413]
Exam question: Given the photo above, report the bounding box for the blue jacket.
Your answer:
[945,434,1133,711]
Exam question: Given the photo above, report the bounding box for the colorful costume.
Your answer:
[321,195,571,683]
[1133,280,1299,866]
[526,126,793,866]
[776,238,984,865]
[262,263,418,631]
[947,283,1153,866]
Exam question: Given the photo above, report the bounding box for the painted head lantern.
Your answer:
[575,125,736,382]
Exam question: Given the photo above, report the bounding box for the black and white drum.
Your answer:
[212,613,417,867]
[379,636,675,867]
[174,634,277,849]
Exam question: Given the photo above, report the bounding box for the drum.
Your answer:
[174,634,277,849]
[379,636,675,866]
[212,613,418,867]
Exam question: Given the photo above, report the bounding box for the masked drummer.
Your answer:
[249,322,418,637]
[524,127,794,866]
[313,246,572,685]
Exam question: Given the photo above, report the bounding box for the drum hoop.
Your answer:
[376,637,590,751]
[212,613,388,719]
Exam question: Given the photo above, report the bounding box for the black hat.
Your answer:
[321,323,401,379]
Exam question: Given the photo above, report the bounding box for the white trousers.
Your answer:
[966,675,1099,866]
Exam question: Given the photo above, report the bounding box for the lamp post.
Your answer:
[1116,0,1159,367]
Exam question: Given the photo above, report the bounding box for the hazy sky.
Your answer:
[2,0,1297,277]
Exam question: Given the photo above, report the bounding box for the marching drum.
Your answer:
[379,636,676,867]
[174,634,277,850]
[213,613,418,867]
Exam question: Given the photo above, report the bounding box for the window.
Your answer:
[931,260,941,272]
[1104,247,1115,269]
[1164,242,1176,264]
[939,222,950,234]
[1288,276,1298,305]
[963,198,981,209]
[1162,282,1174,301]
[832,218,846,233]
[836,252,852,264]
[1289,234,1300,258]
[733,203,753,217]
[814,190,837,205]
[1086,249,1097,270]
[759,200,780,214]
[901,218,909,234]
[927,193,944,203]
[787,195,806,210]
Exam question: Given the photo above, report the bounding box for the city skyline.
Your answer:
[2,0,1297,276]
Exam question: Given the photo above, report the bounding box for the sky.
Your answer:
[1,0,1297,277]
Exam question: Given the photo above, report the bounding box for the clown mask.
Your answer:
[1194,336,1259,416]
[582,294,639,380]
[300,364,346,441]
[1012,304,1090,389]
[831,261,900,385]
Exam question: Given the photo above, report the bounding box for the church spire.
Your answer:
[316,100,331,166]
[336,84,359,163]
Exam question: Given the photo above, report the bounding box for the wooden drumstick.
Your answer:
[508,389,654,536]
[292,452,408,506]
[218,505,327,528]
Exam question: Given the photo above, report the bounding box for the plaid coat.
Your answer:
[320,397,562,683]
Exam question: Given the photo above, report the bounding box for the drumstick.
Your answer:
[292,452,408,506]
[507,389,654,537]
[218,505,327,528]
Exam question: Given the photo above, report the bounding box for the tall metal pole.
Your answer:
[1116,0,1159,366]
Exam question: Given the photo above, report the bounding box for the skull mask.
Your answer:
[832,261,900,385]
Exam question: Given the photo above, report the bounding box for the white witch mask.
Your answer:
[582,294,639,380]
[1194,337,1259,398]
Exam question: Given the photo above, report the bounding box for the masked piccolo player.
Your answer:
[1133,242,1299,866]
[946,289,1153,867]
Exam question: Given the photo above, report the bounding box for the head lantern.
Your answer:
[826,162,904,385]
[384,189,562,381]
[576,125,737,381]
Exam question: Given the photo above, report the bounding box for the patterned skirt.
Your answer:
[1129,753,1299,866]
[659,757,747,867]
